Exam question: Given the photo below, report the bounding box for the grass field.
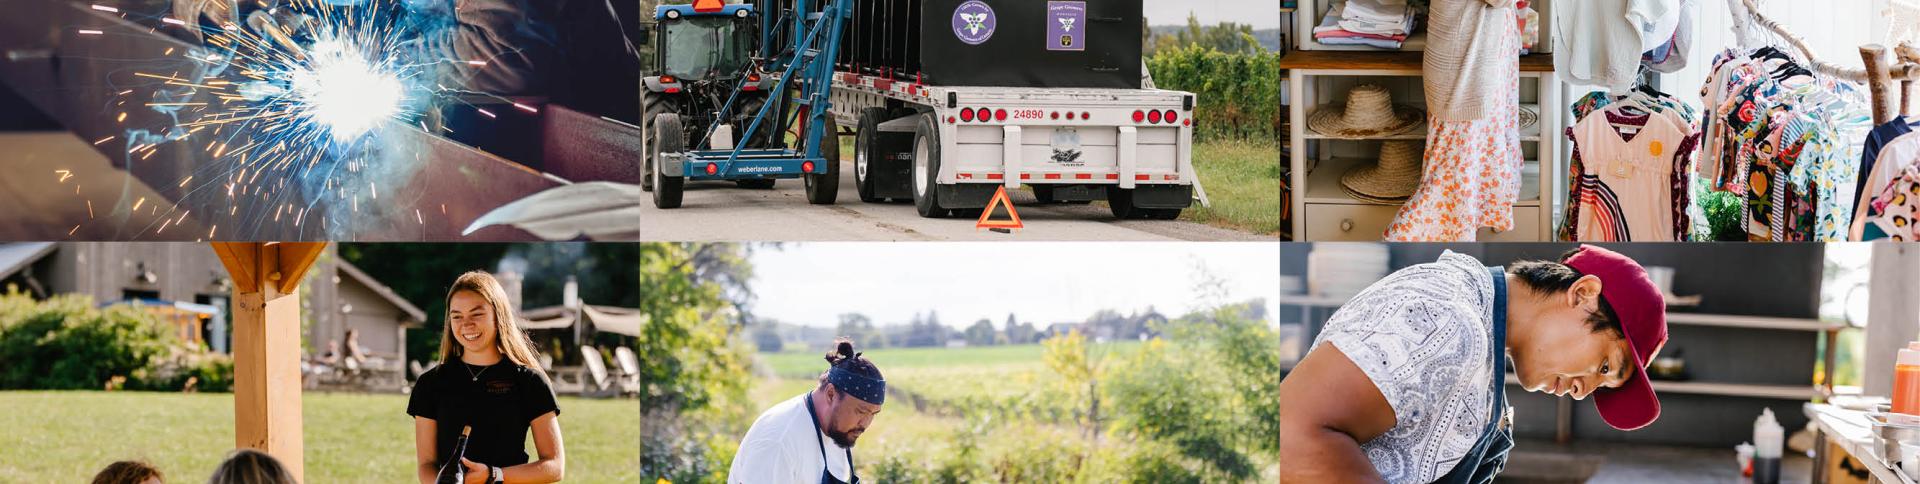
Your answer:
[0,391,637,483]
[748,341,1185,479]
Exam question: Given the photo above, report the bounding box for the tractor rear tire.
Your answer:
[651,113,686,209]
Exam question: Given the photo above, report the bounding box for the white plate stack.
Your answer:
[1307,243,1391,300]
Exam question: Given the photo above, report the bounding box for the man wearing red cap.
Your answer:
[1280,245,1668,483]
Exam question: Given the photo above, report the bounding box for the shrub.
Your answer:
[1147,46,1283,142]
[0,294,176,390]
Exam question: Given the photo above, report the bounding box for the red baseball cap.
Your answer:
[1563,245,1668,431]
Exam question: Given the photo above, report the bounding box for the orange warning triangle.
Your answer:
[976,186,1024,230]
[692,0,725,12]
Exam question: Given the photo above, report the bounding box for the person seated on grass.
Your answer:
[409,271,565,484]
[91,460,163,484]
[728,338,886,484]
[207,449,296,484]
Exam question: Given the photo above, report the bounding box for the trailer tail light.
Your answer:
[661,75,676,84]
[1147,110,1162,124]
[1081,112,1090,120]
[1050,112,1059,120]
[1132,110,1145,123]
[1165,110,1179,124]
[978,108,992,122]
[994,109,1008,122]
[742,73,761,91]
[803,161,816,173]
[704,163,718,175]
[960,108,975,122]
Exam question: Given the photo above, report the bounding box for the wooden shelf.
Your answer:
[1301,104,1546,141]
[1280,295,1349,308]
[1279,50,1556,72]
[1506,375,1818,400]
[1303,157,1543,206]
[1666,313,1842,332]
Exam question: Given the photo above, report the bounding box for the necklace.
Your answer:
[463,362,491,382]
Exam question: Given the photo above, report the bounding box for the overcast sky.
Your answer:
[1146,0,1283,29]
[749,242,1279,328]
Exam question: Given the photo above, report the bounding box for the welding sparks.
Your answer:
[77,29,103,35]
[287,39,407,140]
[89,4,118,12]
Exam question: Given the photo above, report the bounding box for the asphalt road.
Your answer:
[640,159,1271,241]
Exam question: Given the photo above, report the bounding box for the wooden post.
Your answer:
[213,242,326,482]
[1863,45,1897,125]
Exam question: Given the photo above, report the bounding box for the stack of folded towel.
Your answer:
[1313,0,1415,49]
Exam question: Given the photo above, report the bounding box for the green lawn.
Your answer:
[0,391,637,483]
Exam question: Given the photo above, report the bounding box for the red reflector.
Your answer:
[1020,174,1032,180]
[1132,110,1145,123]
[1044,173,1062,180]
[978,108,991,122]
[947,116,957,124]
[1135,174,1150,180]
[1147,110,1162,124]
[704,163,718,175]
[1165,110,1179,123]
[1106,174,1120,180]
[1081,112,1090,120]
[1075,173,1093,180]
[1050,112,1059,120]
[802,161,815,173]
[1183,119,1191,126]
[987,173,1004,180]
[742,85,758,92]
[994,109,1008,121]
[960,108,975,122]
[665,87,682,94]
[1064,112,1075,120]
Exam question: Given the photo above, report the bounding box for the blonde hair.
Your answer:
[439,271,543,372]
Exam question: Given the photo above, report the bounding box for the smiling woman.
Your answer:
[408,271,566,484]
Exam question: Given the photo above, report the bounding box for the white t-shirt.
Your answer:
[1310,251,1501,484]
[1555,0,1678,90]
[728,392,854,483]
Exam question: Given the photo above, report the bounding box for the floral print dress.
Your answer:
[1385,19,1524,241]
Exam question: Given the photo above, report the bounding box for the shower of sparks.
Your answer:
[110,0,481,239]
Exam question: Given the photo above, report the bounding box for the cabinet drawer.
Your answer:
[1304,203,1545,241]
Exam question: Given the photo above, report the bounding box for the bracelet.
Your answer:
[489,466,503,484]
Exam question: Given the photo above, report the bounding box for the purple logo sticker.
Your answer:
[1047,1,1086,51]
[952,0,996,45]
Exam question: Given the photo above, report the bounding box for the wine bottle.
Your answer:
[436,426,472,484]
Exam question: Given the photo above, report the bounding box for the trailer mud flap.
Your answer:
[936,183,1000,209]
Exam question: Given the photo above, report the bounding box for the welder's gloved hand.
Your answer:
[409,0,560,97]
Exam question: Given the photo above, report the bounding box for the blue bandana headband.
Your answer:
[828,366,886,405]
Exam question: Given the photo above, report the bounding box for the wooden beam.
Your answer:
[1864,45,1897,125]
[213,242,326,482]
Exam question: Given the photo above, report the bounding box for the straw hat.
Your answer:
[1308,85,1424,139]
[1341,141,1424,203]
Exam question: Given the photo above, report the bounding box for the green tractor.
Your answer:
[641,2,780,207]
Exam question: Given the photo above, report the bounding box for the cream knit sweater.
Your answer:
[1423,0,1519,121]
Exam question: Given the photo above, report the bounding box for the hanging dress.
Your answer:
[1571,110,1688,241]
[1386,1,1523,241]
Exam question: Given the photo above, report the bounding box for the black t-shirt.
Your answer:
[406,361,561,469]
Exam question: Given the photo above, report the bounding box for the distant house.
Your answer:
[306,257,427,363]
[1043,322,1082,339]
[0,243,420,360]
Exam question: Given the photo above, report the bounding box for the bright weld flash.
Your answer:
[290,40,401,140]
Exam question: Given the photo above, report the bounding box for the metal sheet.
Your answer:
[0,0,625,241]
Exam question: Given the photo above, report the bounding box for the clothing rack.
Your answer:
[1730,0,1920,123]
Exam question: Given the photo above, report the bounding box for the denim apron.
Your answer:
[803,395,859,484]
[1431,266,1515,484]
